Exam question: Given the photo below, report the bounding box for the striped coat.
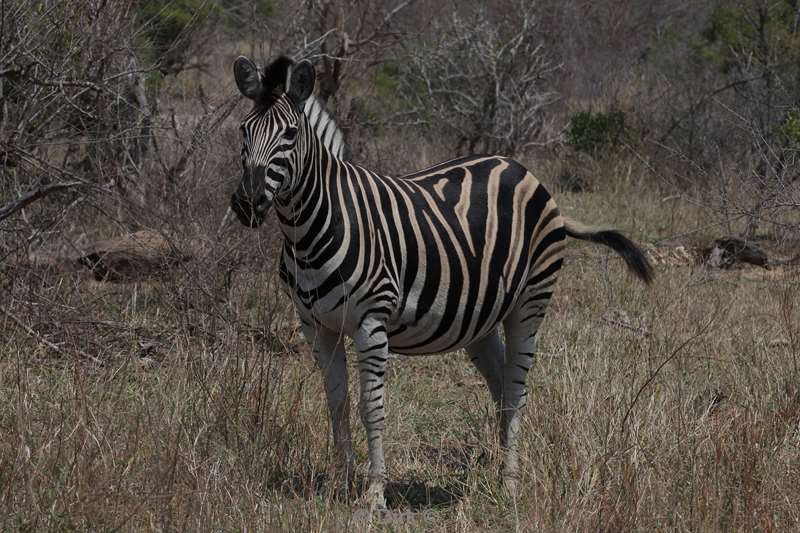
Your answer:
[230,55,652,510]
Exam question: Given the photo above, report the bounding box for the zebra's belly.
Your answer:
[285,278,521,355]
[280,237,533,355]
[287,289,365,337]
[384,316,500,356]
[384,283,524,355]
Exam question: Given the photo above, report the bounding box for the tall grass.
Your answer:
[2,182,798,531]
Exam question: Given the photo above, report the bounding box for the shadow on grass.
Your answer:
[385,478,465,510]
[264,468,466,511]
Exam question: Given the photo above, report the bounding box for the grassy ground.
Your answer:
[1,183,799,531]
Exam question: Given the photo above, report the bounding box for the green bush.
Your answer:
[776,107,800,150]
[373,60,402,94]
[218,0,273,28]
[350,59,430,127]
[566,110,627,157]
[695,2,800,74]
[136,0,219,62]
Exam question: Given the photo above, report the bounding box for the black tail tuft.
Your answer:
[563,219,654,284]
[582,229,654,284]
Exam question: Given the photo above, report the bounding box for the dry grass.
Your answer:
[2,184,799,532]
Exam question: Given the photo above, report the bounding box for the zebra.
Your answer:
[229,55,653,510]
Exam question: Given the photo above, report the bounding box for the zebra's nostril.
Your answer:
[254,195,268,213]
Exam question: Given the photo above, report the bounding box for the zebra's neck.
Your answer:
[275,97,349,253]
[303,96,346,160]
[276,96,346,214]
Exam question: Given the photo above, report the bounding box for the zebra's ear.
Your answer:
[286,60,315,111]
[233,56,264,100]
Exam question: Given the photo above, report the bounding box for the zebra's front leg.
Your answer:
[353,317,390,511]
[300,321,356,488]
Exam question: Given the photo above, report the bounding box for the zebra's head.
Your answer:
[230,55,315,228]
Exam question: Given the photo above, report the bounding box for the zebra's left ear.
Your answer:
[233,56,264,100]
[286,60,315,112]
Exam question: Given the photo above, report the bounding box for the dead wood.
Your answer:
[0,181,85,223]
[704,237,770,269]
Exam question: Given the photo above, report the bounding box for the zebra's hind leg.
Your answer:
[300,321,356,491]
[466,331,505,474]
[353,317,390,511]
[499,287,555,497]
[466,330,504,407]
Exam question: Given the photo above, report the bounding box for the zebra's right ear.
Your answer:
[286,60,315,112]
[233,56,264,100]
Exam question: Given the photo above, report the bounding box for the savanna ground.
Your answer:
[3,175,799,531]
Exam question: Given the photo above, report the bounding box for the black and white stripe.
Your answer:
[304,96,345,159]
[230,56,653,509]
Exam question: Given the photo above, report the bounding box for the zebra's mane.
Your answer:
[303,95,347,160]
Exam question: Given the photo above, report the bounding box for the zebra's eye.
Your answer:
[284,127,298,140]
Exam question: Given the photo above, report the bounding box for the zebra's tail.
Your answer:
[562,217,654,284]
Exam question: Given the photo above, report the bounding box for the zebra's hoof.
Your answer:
[339,457,356,488]
[367,482,387,512]
[503,475,519,499]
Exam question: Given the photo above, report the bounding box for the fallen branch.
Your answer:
[704,236,770,269]
[1,305,64,355]
[601,316,652,337]
[1,306,103,364]
[0,181,85,222]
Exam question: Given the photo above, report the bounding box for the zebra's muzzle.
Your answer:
[231,165,273,228]
[230,190,270,228]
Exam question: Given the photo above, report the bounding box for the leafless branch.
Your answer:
[0,305,66,355]
[0,181,86,223]
[399,2,559,155]
[167,93,242,182]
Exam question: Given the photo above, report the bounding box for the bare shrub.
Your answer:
[0,1,229,238]
[1,2,138,234]
[712,115,800,242]
[642,1,800,237]
[283,0,416,107]
[398,2,559,156]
